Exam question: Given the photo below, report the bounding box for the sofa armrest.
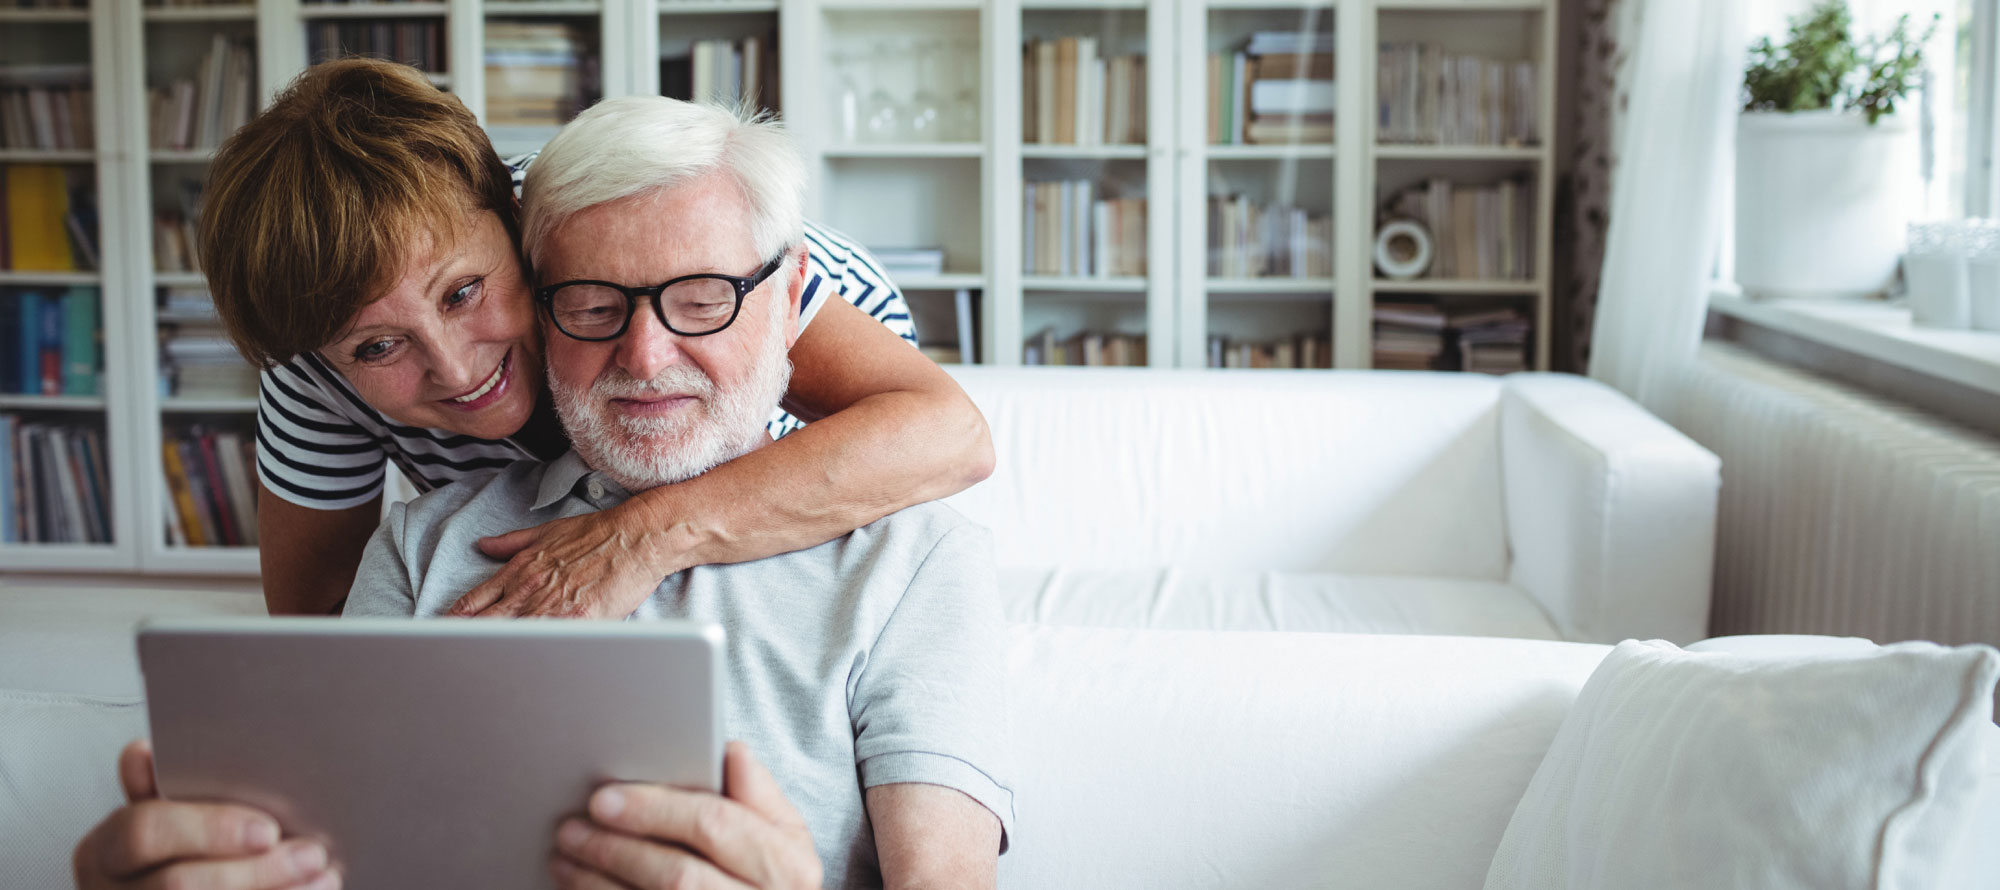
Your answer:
[1500,374,1721,644]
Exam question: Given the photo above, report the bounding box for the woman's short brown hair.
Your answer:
[199,58,520,368]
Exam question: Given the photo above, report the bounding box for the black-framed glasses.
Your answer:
[534,253,786,342]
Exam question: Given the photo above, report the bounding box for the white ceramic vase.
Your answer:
[1735,110,1919,299]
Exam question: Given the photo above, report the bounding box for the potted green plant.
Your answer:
[1736,1,1936,299]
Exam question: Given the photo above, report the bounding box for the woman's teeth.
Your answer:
[450,356,506,403]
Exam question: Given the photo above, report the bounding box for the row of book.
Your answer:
[1205,333,1335,370]
[159,325,257,399]
[5,0,85,7]
[1,65,93,151]
[162,426,259,548]
[1377,42,1538,146]
[1208,31,1335,146]
[1022,39,1146,146]
[485,21,596,127]
[1023,180,1147,278]
[3,163,97,271]
[662,35,775,112]
[1,288,99,396]
[1023,328,1148,367]
[310,20,446,77]
[147,34,255,152]
[1207,194,1333,280]
[1,416,111,545]
[154,179,204,274]
[1372,299,1530,373]
[1381,176,1535,281]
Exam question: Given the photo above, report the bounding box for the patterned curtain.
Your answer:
[1559,0,1642,371]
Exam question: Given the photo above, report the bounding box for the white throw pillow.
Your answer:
[1483,638,1997,890]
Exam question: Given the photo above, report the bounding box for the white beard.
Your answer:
[549,305,793,492]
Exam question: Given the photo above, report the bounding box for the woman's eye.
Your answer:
[353,339,397,363]
[446,279,484,308]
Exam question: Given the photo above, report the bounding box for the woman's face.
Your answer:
[319,210,545,440]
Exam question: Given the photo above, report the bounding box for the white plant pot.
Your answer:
[1735,110,1919,299]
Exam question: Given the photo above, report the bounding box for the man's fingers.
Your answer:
[118,740,157,803]
[555,819,753,890]
[722,741,809,830]
[128,840,335,890]
[550,856,636,890]
[92,800,280,878]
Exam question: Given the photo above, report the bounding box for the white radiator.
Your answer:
[1678,343,2000,648]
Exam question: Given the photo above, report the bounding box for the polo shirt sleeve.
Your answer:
[848,521,1016,852]
[341,499,418,617]
[256,359,389,511]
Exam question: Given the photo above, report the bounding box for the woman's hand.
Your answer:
[75,740,338,890]
[449,502,673,618]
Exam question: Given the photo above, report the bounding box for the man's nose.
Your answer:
[617,297,686,381]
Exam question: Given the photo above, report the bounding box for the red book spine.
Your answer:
[196,432,239,545]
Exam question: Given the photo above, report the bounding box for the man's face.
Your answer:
[536,174,803,490]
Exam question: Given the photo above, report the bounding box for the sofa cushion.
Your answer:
[998,567,1561,638]
[0,586,266,699]
[0,690,146,888]
[945,368,1511,578]
[1484,639,2000,890]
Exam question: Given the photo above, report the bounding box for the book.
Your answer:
[37,289,60,395]
[1248,79,1334,116]
[59,287,96,396]
[5,164,72,271]
[161,440,206,547]
[214,430,259,546]
[0,414,12,543]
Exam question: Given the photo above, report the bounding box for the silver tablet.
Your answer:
[138,617,725,889]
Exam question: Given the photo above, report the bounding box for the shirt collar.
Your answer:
[532,450,597,511]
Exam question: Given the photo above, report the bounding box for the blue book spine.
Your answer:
[61,287,99,396]
[0,293,17,394]
[0,414,14,543]
[17,294,39,395]
[37,292,62,396]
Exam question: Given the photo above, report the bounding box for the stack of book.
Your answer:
[1023,180,1145,278]
[0,64,93,150]
[146,34,255,152]
[153,179,203,274]
[1205,332,1333,370]
[161,425,259,548]
[0,415,112,545]
[1372,299,1445,370]
[157,285,217,323]
[1451,305,1530,374]
[661,34,776,111]
[1208,31,1335,145]
[158,326,254,399]
[1023,328,1146,367]
[485,21,590,127]
[1377,42,1537,146]
[307,18,446,75]
[870,247,945,279]
[3,163,97,271]
[1,288,99,396]
[1022,38,1145,146]
[1207,194,1331,280]
[1380,176,1534,281]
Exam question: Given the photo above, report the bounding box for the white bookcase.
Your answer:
[0,0,1555,576]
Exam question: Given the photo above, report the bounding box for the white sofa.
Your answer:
[946,368,1721,644]
[5,369,1992,888]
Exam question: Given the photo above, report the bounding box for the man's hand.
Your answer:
[74,740,338,890]
[449,505,666,618]
[551,741,822,890]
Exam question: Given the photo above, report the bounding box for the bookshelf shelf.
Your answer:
[819,0,982,10]
[1376,0,1542,9]
[0,271,101,286]
[823,144,985,159]
[1203,0,1336,9]
[150,150,218,163]
[161,398,260,414]
[0,149,97,162]
[299,2,451,20]
[1206,278,1337,295]
[1021,145,1148,160]
[657,0,778,12]
[149,546,262,576]
[0,543,133,573]
[0,9,89,23]
[1022,276,1148,293]
[1372,278,1543,295]
[143,6,257,23]
[486,0,604,14]
[0,395,108,412]
[1373,144,1546,161]
[897,273,986,290]
[153,271,207,286]
[1205,144,1336,160]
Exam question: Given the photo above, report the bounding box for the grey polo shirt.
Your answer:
[344,451,1014,889]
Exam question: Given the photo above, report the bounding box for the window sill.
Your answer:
[1706,283,2000,399]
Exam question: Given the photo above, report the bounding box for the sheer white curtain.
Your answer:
[1586,0,1747,416]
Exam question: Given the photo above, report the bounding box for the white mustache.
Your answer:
[588,366,715,401]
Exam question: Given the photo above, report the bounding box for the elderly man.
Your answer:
[72,98,1011,890]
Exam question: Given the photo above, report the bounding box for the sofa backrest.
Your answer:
[943,368,1511,577]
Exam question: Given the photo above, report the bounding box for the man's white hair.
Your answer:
[520,96,806,274]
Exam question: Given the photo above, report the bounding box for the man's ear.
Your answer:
[783,244,808,349]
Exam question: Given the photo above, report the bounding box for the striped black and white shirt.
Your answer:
[257,154,914,511]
